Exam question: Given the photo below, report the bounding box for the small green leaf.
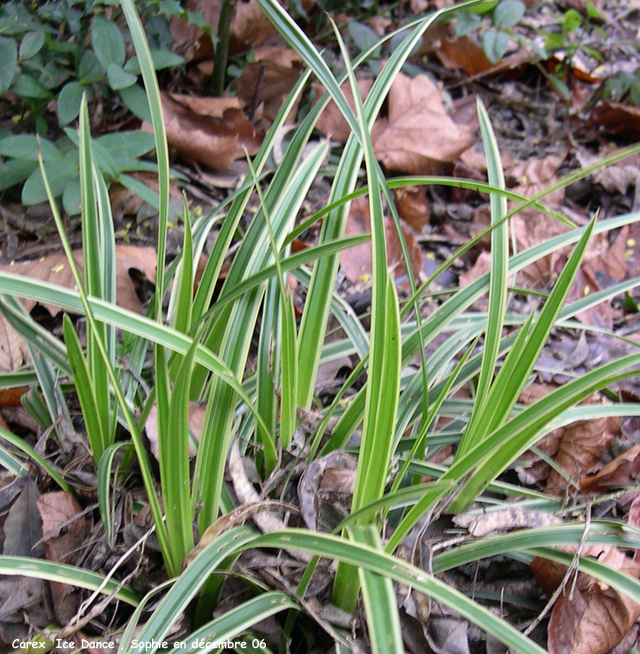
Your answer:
[124,50,184,74]
[62,178,81,214]
[547,74,570,101]
[482,29,509,63]
[106,62,137,90]
[38,61,70,89]
[0,135,59,161]
[585,0,604,21]
[11,72,52,99]
[159,0,184,17]
[96,131,155,166]
[119,83,152,122]
[348,22,382,58]
[562,8,582,33]
[466,0,499,14]
[92,15,126,69]
[0,37,17,95]
[0,158,38,191]
[631,77,640,107]
[545,32,565,52]
[79,50,105,82]
[493,0,525,29]
[57,82,84,125]
[455,11,482,36]
[22,157,77,204]
[19,31,45,60]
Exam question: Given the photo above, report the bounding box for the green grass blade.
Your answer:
[465,216,597,449]
[63,314,108,460]
[120,0,169,322]
[170,194,194,336]
[0,555,138,605]
[184,593,297,651]
[457,101,508,459]
[97,442,130,549]
[349,526,403,654]
[0,426,69,490]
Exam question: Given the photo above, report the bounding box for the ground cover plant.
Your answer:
[1,0,640,653]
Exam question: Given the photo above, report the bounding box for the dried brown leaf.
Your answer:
[373,73,474,175]
[436,36,493,75]
[155,92,261,171]
[395,186,431,232]
[579,444,640,493]
[592,102,640,141]
[339,196,424,285]
[313,79,373,144]
[454,508,561,537]
[546,403,620,495]
[37,491,91,624]
[0,315,29,372]
[532,545,640,654]
[236,46,302,125]
[0,245,156,316]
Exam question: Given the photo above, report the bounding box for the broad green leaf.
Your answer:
[455,11,482,36]
[11,72,52,99]
[79,50,105,82]
[0,36,17,94]
[466,0,499,13]
[0,158,38,191]
[119,83,152,122]
[22,156,77,204]
[493,0,525,29]
[96,131,156,166]
[57,81,84,125]
[18,30,45,60]
[562,8,582,33]
[348,22,382,57]
[92,15,126,69]
[107,62,137,90]
[482,29,509,63]
[124,50,184,74]
[0,135,59,161]
[62,177,81,214]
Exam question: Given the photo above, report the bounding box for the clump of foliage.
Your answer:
[0,0,191,212]
[0,0,640,651]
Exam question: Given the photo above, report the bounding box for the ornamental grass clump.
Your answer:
[0,0,640,651]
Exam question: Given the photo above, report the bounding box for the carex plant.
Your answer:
[0,0,639,651]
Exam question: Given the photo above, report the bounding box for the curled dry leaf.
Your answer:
[395,186,431,232]
[579,444,640,493]
[545,400,620,495]
[153,92,262,171]
[436,36,493,75]
[591,102,640,141]
[298,450,357,532]
[531,544,640,654]
[454,508,561,538]
[339,195,424,285]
